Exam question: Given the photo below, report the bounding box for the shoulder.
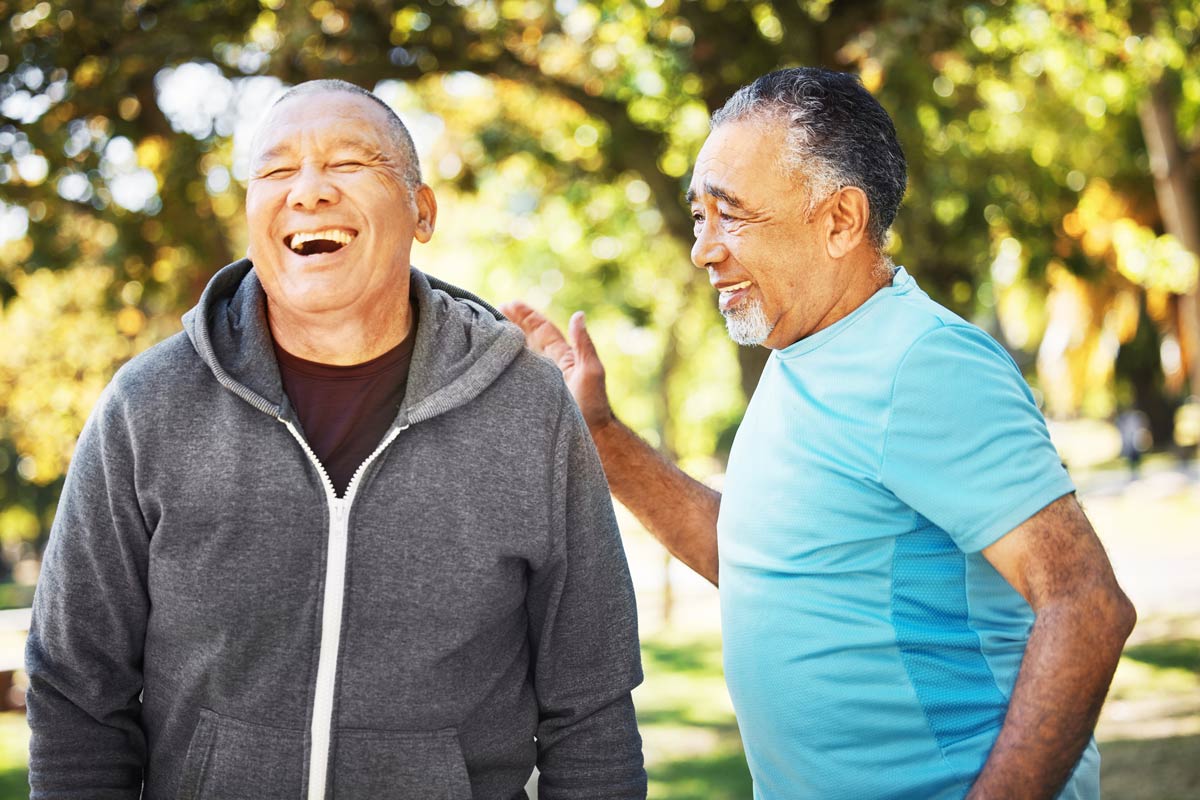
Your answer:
[111,330,203,390]
[67,331,202,463]
[507,345,573,393]
[894,322,1021,391]
[864,287,1017,379]
[102,330,210,418]
[488,345,573,419]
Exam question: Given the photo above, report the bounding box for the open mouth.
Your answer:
[284,228,356,256]
[717,280,753,312]
[718,280,752,296]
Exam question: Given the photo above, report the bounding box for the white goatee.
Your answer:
[722,298,774,346]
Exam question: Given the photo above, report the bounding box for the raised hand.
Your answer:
[501,300,721,584]
[500,301,614,433]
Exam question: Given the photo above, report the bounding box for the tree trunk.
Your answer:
[656,314,683,629]
[736,344,770,405]
[1139,79,1200,397]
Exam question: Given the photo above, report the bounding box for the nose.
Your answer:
[287,164,338,210]
[690,218,727,271]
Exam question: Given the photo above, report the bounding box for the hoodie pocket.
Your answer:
[175,708,305,800]
[331,726,473,799]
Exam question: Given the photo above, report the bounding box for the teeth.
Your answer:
[719,281,752,293]
[288,229,355,251]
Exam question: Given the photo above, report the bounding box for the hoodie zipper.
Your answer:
[279,417,408,800]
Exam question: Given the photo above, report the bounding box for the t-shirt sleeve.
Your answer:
[879,323,1075,553]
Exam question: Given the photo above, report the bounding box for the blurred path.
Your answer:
[1076,459,1200,620]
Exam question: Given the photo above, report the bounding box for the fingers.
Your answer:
[501,302,608,381]
[497,300,541,333]
[499,300,568,356]
[505,304,612,427]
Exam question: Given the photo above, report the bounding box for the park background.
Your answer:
[1,0,1198,796]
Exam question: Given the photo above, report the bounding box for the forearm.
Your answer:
[531,400,646,797]
[537,693,646,799]
[967,590,1135,799]
[26,670,145,798]
[590,417,721,585]
[26,574,148,796]
[26,395,150,797]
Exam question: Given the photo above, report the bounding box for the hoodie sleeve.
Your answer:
[525,388,646,799]
[25,381,149,798]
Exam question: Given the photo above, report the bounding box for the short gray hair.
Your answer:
[270,79,422,189]
[712,68,907,250]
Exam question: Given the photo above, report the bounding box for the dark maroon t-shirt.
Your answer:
[273,312,416,497]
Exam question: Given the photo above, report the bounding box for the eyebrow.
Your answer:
[255,137,383,165]
[254,143,294,165]
[685,181,748,209]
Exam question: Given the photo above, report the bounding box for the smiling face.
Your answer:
[688,117,863,350]
[245,90,435,340]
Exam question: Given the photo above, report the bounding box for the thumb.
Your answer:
[569,311,600,364]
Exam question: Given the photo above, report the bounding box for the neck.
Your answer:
[268,293,413,366]
[772,250,893,349]
[826,248,893,314]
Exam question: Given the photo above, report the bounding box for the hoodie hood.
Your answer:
[182,259,525,426]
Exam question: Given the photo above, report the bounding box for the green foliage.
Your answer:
[1,1,1198,560]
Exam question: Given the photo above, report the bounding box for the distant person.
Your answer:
[26,80,646,799]
[1117,408,1151,477]
[505,67,1135,799]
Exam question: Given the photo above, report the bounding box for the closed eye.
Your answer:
[716,204,741,222]
[331,161,365,170]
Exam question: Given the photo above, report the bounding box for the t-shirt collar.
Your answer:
[775,265,913,359]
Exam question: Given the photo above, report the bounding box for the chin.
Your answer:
[722,302,774,346]
[269,284,355,317]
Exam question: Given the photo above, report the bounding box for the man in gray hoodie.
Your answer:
[25,80,646,799]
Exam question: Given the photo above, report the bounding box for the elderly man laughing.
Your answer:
[26,80,646,800]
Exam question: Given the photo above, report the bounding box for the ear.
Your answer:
[413,183,437,244]
[823,186,870,259]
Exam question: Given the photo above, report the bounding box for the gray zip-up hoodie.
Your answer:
[26,260,646,799]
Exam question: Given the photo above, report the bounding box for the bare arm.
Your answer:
[501,302,720,585]
[968,493,1136,799]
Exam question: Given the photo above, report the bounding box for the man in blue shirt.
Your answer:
[504,67,1135,799]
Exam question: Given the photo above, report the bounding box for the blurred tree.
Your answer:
[1,0,1198,567]
[0,0,915,563]
[911,0,1200,441]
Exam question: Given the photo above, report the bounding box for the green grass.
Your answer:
[635,632,752,799]
[3,633,1199,798]
[1,472,1195,799]
[0,632,754,800]
[1099,734,1200,800]
[0,770,25,800]
[1123,639,1200,675]
[0,712,28,798]
[0,584,34,611]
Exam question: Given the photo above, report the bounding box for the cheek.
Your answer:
[244,188,277,228]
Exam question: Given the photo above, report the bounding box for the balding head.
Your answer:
[254,79,422,190]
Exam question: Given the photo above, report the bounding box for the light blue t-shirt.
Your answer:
[718,267,1097,799]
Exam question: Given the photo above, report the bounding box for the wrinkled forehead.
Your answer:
[688,118,789,199]
[250,91,393,162]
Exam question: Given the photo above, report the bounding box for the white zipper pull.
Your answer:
[330,498,347,529]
